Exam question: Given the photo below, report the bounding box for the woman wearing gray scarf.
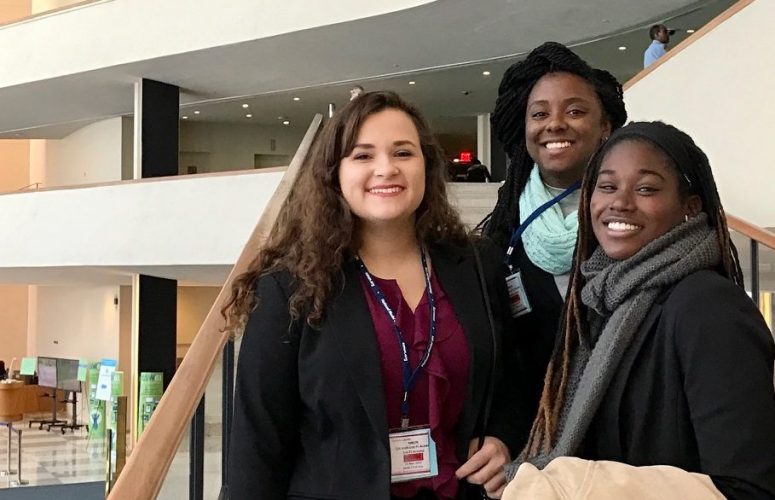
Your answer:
[501,122,775,499]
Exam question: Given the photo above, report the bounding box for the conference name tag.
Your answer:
[388,427,438,483]
[506,271,532,318]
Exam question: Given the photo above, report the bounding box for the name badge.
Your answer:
[388,426,438,483]
[506,271,532,318]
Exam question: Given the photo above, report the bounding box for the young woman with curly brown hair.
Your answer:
[225,91,528,500]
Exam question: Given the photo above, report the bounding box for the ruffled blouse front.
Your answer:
[360,270,470,500]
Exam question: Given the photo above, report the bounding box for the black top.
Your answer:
[227,241,529,500]
[500,240,565,452]
[582,270,775,500]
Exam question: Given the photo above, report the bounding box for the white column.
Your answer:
[477,113,491,167]
[132,80,143,181]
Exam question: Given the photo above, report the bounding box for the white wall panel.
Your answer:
[0,0,434,88]
[0,169,283,267]
[624,0,774,227]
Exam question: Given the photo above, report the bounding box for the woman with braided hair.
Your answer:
[502,121,775,499]
[483,42,627,445]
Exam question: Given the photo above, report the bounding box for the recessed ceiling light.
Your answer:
[618,46,627,51]
[194,110,200,115]
[277,116,284,120]
[292,97,301,101]
[242,103,249,108]
[182,116,188,120]
[482,70,491,76]
[452,158,460,163]
[408,81,416,85]
[686,29,695,33]
[282,120,290,125]
[245,114,253,118]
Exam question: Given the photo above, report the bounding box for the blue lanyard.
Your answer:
[504,180,581,268]
[356,247,436,429]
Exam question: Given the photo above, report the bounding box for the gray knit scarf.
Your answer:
[505,213,720,479]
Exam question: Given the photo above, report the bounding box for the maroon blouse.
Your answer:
[359,270,470,500]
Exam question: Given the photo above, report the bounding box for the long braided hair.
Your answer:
[525,121,744,455]
[484,42,627,247]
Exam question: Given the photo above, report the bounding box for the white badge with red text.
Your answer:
[506,271,532,318]
[389,426,438,483]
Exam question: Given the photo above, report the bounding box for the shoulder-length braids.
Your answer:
[484,41,627,247]
[223,91,468,331]
[525,121,744,456]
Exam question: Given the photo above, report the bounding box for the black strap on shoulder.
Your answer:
[470,239,498,462]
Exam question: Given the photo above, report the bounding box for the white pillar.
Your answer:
[477,113,491,167]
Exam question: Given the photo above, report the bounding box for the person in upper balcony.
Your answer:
[502,121,775,500]
[643,24,671,68]
[224,91,528,500]
[482,42,627,450]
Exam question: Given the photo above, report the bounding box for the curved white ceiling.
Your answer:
[0,0,710,135]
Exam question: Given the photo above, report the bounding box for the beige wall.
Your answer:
[30,0,83,14]
[0,140,30,367]
[30,117,123,188]
[177,287,220,346]
[623,0,774,228]
[118,285,132,388]
[0,139,30,190]
[0,286,28,369]
[0,0,31,24]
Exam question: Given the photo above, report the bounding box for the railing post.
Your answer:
[751,240,759,302]
[221,339,235,496]
[190,396,205,500]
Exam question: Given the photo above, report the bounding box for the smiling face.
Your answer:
[590,139,701,260]
[338,108,425,231]
[525,72,612,188]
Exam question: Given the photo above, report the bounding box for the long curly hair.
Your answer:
[525,121,744,456]
[484,41,627,247]
[223,91,468,331]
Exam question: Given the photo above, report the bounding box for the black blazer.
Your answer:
[498,240,564,451]
[582,270,775,499]
[228,242,527,500]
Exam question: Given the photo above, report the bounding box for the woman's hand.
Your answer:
[455,436,511,498]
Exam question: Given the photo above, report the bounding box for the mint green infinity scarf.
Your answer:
[518,165,579,275]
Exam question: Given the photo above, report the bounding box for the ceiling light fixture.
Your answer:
[182,116,188,120]
[292,97,301,101]
[686,29,695,33]
[282,120,290,125]
[482,71,491,76]
[245,114,253,118]
[618,46,627,51]
[408,81,416,85]
[194,110,200,115]
[242,103,249,108]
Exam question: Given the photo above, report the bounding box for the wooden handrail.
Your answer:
[624,0,754,91]
[727,213,775,251]
[108,113,323,500]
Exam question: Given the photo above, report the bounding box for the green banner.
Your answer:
[20,357,36,376]
[77,358,89,382]
[137,372,163,436]
[87,362,106,441]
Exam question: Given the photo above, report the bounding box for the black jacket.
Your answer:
[228,242,528,500]
[502,240,565,451]
[582,270,775,499]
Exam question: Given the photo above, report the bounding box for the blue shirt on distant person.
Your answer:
[644,40,666,68]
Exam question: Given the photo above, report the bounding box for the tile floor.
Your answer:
[0,413,105,490]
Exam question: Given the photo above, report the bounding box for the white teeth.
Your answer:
[369,187,402,194]
[545,141,572,150]
[607,221,642,232]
